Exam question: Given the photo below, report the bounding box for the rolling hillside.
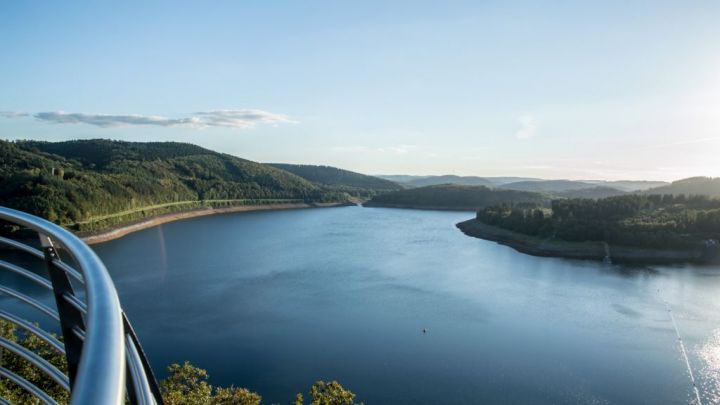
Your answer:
[402,175,494,188]
[377,174,661,194]
[0,139,347,230]
[584,180,668,192]
[644,177,720,197]
[376,175,543,188]
[500,180,600,192]
[554,186,627,199]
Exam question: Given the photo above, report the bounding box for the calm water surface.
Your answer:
[49,207,720,403]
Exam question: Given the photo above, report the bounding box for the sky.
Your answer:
[1,1,720,181]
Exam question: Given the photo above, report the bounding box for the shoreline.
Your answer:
[81,202,353,245]
[456,219,704,264]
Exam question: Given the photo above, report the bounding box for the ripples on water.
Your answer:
[5,206,720,404]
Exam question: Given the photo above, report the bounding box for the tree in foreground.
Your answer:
[305,380,363,405]
[160,361,214,405]
[0,320,69,404]
[160,362,362,405]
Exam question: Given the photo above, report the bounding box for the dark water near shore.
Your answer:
[5,206,720,404]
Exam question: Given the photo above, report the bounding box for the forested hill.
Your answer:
[365,184,550,210]
[474,194,720,250]
[553,186,627,199]
[0,139,348,230]
[498,180,628,198]
[268,163,402,197]
[587,180,668,192]
[644,177,720,197]
[401,175,493,188]
[500,179,596,192]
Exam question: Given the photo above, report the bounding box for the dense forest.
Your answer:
[0,140,358,231]
[475,194,720,249]
[365,184,551,210]
[268,163,401,197]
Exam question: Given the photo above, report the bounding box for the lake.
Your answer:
[13,205,720,404]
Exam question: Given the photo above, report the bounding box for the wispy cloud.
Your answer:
[515,114,537,139]
[0,111,30,118]
[193,110,295,128]
[1,109,294,129]
[34,112,200,127]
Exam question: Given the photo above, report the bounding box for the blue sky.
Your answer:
[1,1,719,181]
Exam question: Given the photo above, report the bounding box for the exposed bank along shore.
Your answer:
[456,218,704,264]
[82,202,351,245]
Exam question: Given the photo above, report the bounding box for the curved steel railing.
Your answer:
[0,207,164,405]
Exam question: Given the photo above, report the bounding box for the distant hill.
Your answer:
[499,180,599,192]
[268,163,401,197]
[583,180,668,192]
[365,184,550,210]
[555,186,627,199]
[403,175,493,188]
[0,139,347,230]
[378,174,667,193]
[375,174,540,188]
[644,177,720,197]
[375,175,427,184]
[483,177,542,186]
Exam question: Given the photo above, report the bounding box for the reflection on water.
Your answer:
[698,329,720,404]
[74,206,720,404]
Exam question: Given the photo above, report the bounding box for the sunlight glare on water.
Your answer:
[698,329,720,404]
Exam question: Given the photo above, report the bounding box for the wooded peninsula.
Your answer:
[459,194,720,263]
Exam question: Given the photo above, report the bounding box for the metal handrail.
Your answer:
[0,206,164,405]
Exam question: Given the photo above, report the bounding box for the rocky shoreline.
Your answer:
[456,219,704,264]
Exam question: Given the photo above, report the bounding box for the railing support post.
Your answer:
[40,234,86,389]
